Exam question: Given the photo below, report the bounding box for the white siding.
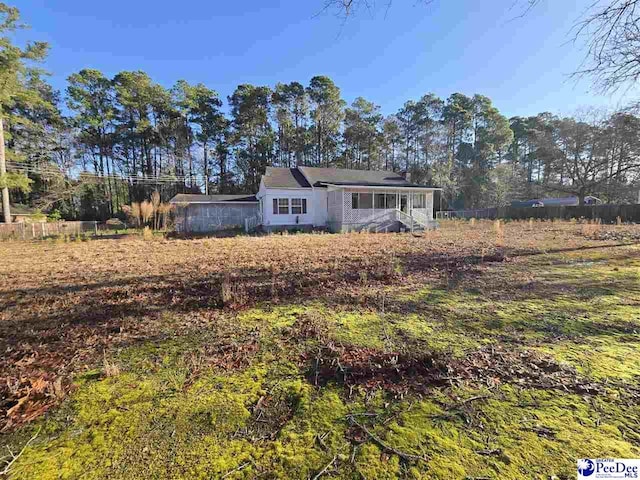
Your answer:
[260,188,314,227]
[312,188,328,227]
[257,183,435,231]
[327,189,343,231]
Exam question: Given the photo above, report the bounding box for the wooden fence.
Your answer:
[0,221,98,240]
[437,204,640,223]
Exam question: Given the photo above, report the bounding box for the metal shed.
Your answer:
[169,194,260,233]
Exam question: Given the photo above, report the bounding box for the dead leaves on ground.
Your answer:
[0,222,635,431]
[305,342,605,398]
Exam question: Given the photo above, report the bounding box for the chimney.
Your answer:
[399,170,411,183]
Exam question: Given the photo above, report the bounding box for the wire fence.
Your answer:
[0,221,98,240]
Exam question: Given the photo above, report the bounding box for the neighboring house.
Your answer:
[0,204,38,223]
[170,194,259,233]
[511,196,602,208]
[170,167,440,233]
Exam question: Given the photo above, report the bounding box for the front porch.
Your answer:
[326,185,439,233]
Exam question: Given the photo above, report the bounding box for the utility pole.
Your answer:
[0,110,10,224]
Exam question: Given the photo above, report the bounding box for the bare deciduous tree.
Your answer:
[572,0,640,92]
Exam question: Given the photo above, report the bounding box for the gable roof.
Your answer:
[169,194,258,204]
[298,167,426,188]
[262,167,311,189]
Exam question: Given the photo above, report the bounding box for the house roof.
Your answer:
[540,196,600,206]
[262,167,311,189]
[298,167,428,188]
[511,196,600,207]
[169,194,258,204]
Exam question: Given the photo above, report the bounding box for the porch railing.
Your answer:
[396,210,437,232]
[396,210,416,232]
[411,210,433,228]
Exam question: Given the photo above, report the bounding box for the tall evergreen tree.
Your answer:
[228,84,274,191]
[307,76,345,167]
[0,3,48,222]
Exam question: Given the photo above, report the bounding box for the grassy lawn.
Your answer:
[0,220,639,479]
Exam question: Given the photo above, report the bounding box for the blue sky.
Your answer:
[14,0,638,118]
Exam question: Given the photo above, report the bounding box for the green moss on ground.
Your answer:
[13,356,640,480]
[5,246,640,479]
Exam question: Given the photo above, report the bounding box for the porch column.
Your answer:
[342,188,346,228]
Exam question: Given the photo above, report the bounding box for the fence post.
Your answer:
[94,221,98,236]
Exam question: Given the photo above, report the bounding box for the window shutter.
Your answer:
[273,198,278,214]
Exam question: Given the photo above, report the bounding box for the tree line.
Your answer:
[2,3,639,223]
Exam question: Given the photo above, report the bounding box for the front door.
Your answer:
[400,194,409,214]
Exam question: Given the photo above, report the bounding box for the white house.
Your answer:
[257,166,439,232]
[171,167,440,233]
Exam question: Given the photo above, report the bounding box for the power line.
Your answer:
[5,161,200,184]
[6,162,192,180]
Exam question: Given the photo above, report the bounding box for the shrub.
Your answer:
[140,201,154,226]
[106,218,126,230]
[47,210,62,222]
[142,226,154,241]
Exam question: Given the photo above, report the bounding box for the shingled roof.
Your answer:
[298,167,424,188]
[262,167,311,189]
[169,194,258,204]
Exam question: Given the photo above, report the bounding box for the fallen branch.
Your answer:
[429,394,492,423]
[1,427,41,476]
[346,415,428,462]
[221,461,250,479]
[474,448,502,456]
[456,394,490,407]
[311,455,337,480]
[316,431,330,452]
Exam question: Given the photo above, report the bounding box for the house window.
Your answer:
[386,194,397,209]
[352,193,374,209]
[413,193,426,209]
[291,198,307,214]
[373,193,397,209]
[359,193,373,209]
[273,198,289,215]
